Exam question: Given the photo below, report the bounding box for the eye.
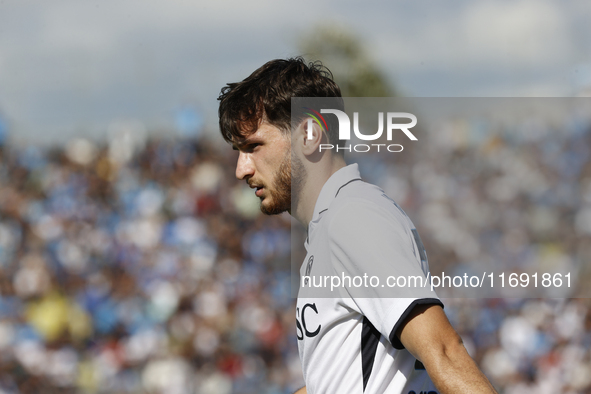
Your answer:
[246,143,261,152]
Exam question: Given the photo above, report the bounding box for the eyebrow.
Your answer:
[231,140,245,150]
[231,136,259,150]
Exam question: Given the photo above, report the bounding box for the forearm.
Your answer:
[293,386,307,394]
[398,305,497,394]
[423,340,497,394]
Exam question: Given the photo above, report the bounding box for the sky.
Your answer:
[1,0,590,145]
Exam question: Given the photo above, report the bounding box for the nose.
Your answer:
[235,151,254,180]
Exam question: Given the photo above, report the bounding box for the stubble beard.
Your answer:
[260,150,306,216]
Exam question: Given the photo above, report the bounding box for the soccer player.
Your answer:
[218,58,497,394]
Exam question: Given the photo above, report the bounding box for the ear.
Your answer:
[296,118,324,156]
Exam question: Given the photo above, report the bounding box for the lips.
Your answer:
[248,181,264,197]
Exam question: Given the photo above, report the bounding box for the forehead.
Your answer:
[232,121,289,146]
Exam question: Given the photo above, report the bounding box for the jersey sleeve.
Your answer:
[327,198,443,349]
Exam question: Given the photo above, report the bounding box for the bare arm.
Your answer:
[397,304,498,394]
[293,387,307,394]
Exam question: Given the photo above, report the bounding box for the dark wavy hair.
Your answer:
[218,57,344,147]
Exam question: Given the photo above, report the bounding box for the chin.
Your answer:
[260,199,289,216]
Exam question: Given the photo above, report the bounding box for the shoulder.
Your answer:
[326,180,411,233]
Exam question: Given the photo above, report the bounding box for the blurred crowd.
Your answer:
[0,133,298,394]
[0,102,590,393]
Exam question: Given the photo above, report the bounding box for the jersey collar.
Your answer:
[310,163,362,224]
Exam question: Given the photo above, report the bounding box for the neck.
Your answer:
[291,154,347,227]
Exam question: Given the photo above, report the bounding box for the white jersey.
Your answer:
[296,164,442,394]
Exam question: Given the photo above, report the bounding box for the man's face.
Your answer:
[233,122,293,215]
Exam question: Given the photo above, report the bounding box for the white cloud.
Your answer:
[0,0,301,141]
[461,0,572,67]
[374,0,572,71]
[0,0,588,141]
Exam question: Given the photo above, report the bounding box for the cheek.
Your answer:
[267,149,290,171]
